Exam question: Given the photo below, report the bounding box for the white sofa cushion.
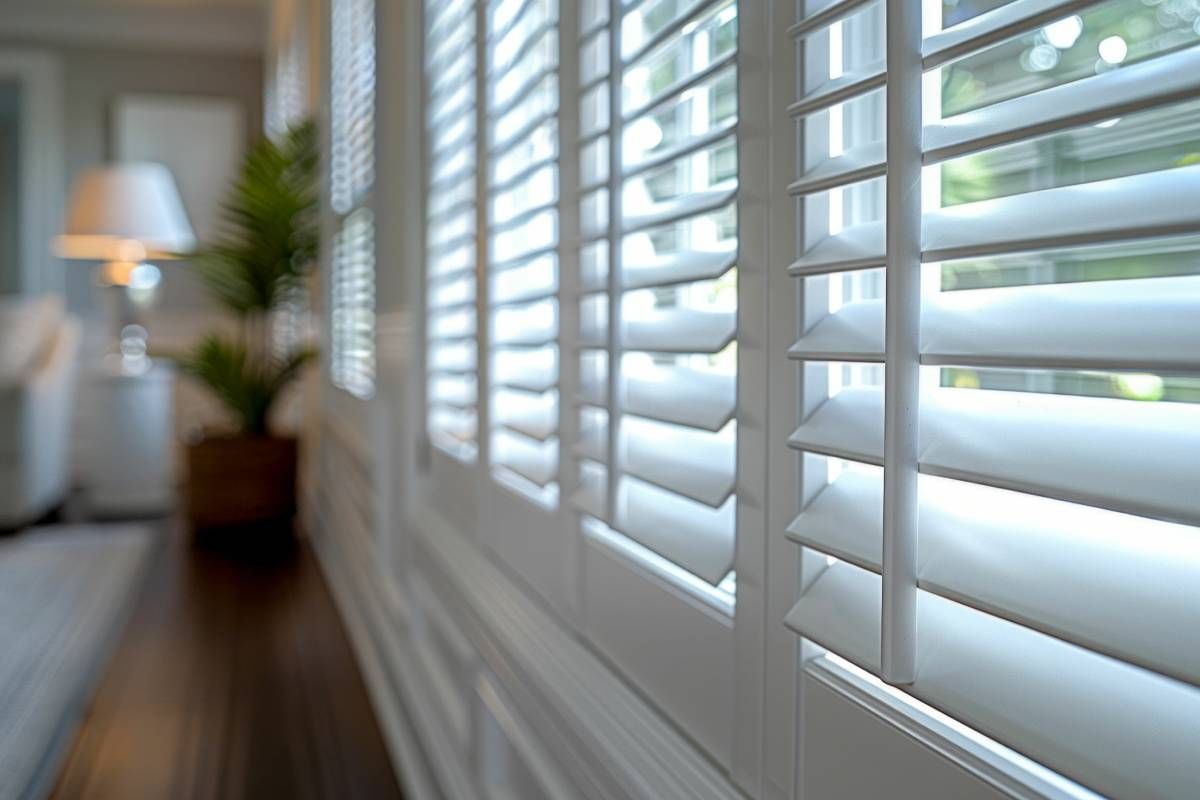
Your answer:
[0,294,64,384]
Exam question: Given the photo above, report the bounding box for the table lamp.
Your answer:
[55,162,195,367]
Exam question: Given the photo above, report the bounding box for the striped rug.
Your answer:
[0,526,153,800]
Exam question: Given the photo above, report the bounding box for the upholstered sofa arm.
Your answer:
[0,317,81,526]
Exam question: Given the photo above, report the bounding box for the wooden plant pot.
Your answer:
[185,434,298,530]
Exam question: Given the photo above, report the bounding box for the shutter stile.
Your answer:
[782,1,1200,797]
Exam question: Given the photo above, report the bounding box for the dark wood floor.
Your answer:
[50,523,403,800]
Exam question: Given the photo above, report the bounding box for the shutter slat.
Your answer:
[494,450,557,487]
[788,387,883,464]
[925,46,1200,163]
[788,140,886,197]
[623,366,735,431]
[788,562,1200,800]
[491,20,556,78]
[493,370,557,393]
[788,221,885,276]
[624,118,737,180]
[785,561,881,673]
[491,106,558,156]
[622,50,737,123]
[496,405,558,442]
[624,308,737,353]
[429,411,477,445]
[624,248,737,291]
[788,469,1200,686]
[491,282,558,307]
[787,60,885,119]
[621,0,731,68]
[582,248,737,293]
[429,377,476,410]
[790,385,1200,525]
[790,276,1200,372]
[622,418,735,507]
[622,186,736,234]
[427,0,470,37]
[787,0,876,40]
[922,0,1107,69]
[491,63,556,119]
[615,477,735,585]
[788,300,883,363]
[925,165,1200,262]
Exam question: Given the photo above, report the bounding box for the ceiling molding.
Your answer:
[0,4,265,56]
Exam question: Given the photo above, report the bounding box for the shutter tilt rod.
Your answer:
[881,0,922,686]
[604,0,625,524]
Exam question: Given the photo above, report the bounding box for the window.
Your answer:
[425,0,481,458]
[329,0,376,397]
[783,1,1200,798]
[572,0,741,593]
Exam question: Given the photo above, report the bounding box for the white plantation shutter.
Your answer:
[330,0,376,397]
[570,0,740,587]
[426,0,481,459]
[782,1,1200,798]
[485,0,562,499]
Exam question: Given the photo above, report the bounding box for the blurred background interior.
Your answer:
[0,1,402,798]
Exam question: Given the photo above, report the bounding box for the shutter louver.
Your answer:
[487,0,561,501]
[782,2,1200,798]
[570,0,740,589]
[330,0,376,397]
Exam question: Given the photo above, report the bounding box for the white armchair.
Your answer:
[0,294,80,528]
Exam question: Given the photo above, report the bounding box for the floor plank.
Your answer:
[49,523,403,800]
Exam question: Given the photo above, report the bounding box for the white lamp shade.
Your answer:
[56,162,196,261]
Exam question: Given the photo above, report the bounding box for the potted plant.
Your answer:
[176,120,318,531]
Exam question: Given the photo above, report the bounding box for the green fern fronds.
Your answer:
[174,120,319,435]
